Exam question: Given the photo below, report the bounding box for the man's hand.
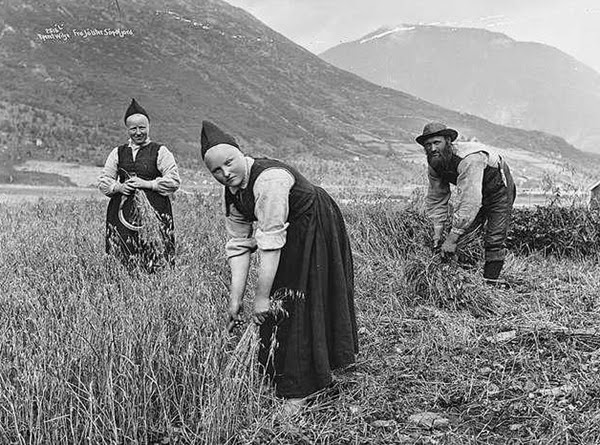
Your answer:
[441,232,460,256]
[433,225,444,250]
[252,295,271,326]
[126,177,154,190]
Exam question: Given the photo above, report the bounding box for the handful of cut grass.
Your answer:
[404,252,495,317]
[214,323,265,436]
[117,185,168,270]
[131,189,164,250]
[225,323,261,378]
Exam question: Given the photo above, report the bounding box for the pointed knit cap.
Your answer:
[201,120,239,159]
[124,98,149,124]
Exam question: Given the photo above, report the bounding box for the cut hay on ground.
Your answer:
[403,253,496,317]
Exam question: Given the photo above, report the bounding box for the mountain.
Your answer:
[320,25,600,154]
[0,0,596,185]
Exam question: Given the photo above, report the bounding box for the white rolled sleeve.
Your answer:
[151,146,181,195]
[225,204,257,259]
[253,168,295,251]
[98,147,120,196]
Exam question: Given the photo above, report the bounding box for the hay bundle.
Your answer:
[117,188,168,270]
[206,324,265,443]
[225,323,261,378]
[131,190,165,253]
[403,252,495,317]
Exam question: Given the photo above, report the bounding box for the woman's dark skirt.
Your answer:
[258,187,358,398]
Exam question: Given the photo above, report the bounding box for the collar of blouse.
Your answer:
[128,138,151,150]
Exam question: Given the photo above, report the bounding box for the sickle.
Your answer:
[118,195,143,231]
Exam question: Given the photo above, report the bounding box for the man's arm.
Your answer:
[426,166,451,240]
[450,153,487,235]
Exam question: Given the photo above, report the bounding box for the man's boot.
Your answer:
[483,260,508,288]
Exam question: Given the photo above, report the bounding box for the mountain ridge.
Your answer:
[320,23,600,154]
[0,0,596,187]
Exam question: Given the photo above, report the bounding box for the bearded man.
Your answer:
[417,122,516,285]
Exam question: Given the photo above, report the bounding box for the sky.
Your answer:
[224,0,600,73]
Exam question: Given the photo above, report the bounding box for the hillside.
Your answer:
[0,0,596,185]
[320,25,600,154]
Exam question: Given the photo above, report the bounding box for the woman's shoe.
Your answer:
[281,397,306,417]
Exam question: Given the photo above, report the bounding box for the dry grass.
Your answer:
[1,195,600,444]
[130,189,170,270]
[131,189,165,250]
[403,254,495,317]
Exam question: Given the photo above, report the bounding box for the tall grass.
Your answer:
[0,194,268,444]
[2,193,600,443]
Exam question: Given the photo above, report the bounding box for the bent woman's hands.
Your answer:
[252,295,271,326]
[226,299,243,333]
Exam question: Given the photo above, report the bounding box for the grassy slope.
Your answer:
[1,193,600,444]
[1,0,596,171]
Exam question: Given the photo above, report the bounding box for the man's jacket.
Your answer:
[426,142,508,236]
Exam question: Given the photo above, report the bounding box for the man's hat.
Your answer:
[124,98,149,124]
[416,122,459,146]
[200,120,239,159]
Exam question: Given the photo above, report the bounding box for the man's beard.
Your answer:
[427,144,454,172]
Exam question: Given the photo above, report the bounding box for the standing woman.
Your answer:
[98,98,181,271]
[201,120,358,411]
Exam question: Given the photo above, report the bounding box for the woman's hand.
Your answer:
[126,177,153,190]
[227,299,243,332]
[114,182,135,195]
[252,295,271,326]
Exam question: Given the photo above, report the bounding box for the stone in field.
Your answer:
[408,412,449,429]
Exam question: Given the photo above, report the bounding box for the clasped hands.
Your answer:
[115,177,153,195]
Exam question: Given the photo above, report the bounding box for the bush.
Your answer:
[508,205,600,258]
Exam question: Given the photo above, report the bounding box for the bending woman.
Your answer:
[201,120,358,409]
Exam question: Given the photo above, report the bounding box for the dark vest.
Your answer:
[225,158,315,220]
[108,141,173,226]
[429,153,506,197]
[117,142,162,181]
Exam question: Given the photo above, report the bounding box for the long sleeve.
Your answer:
[451,152,487,235]
[225,204,257,259]
[223,167,295,258]
[253,168,295,250]
[425,165,451,231]
[97,145,180,197]
[98,147,119,196]
[152,146,181,195]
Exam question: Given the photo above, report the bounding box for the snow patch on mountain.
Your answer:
[359,26,415,44]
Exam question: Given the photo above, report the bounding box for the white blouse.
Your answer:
[98,139,181,196]
[225,157,296,259]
